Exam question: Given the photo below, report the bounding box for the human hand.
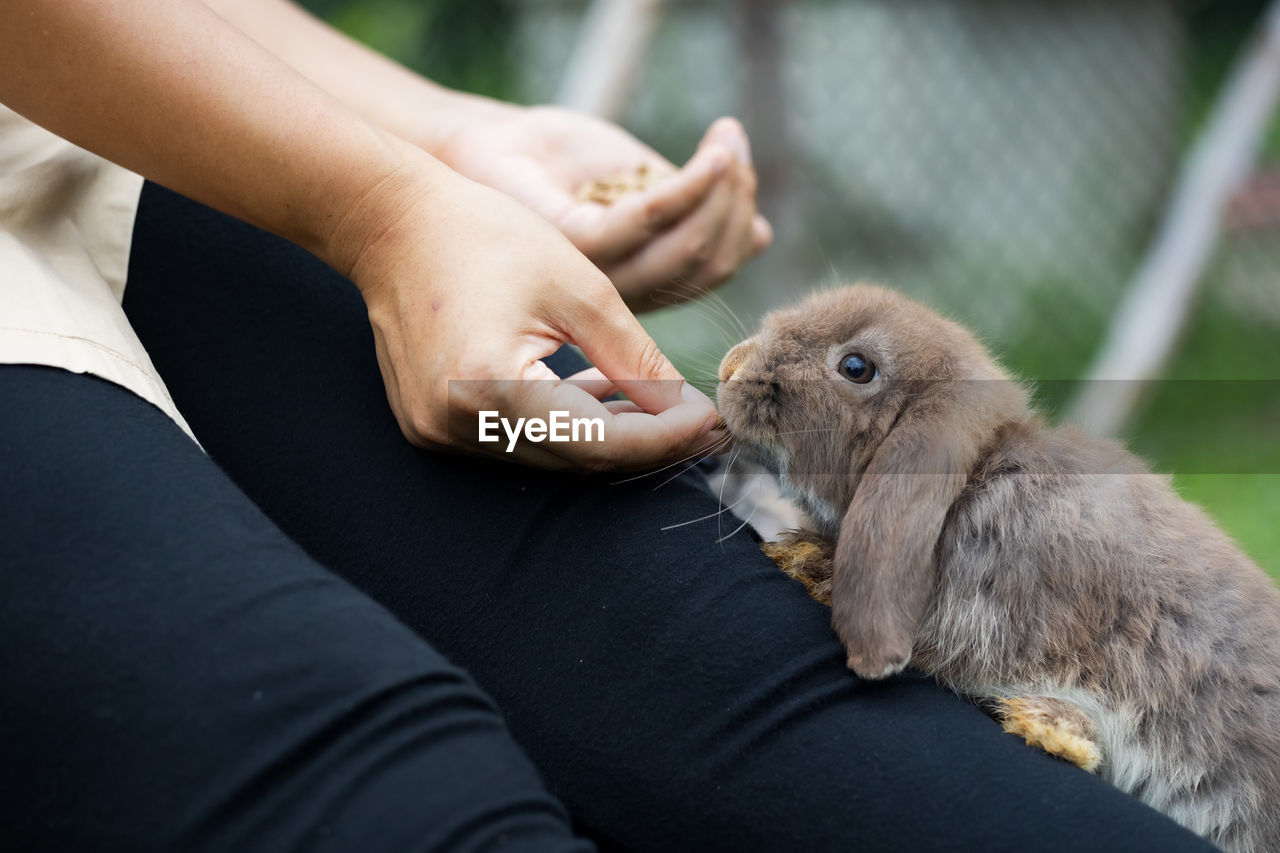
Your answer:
[331,157,726,470]
[437,105,772,312]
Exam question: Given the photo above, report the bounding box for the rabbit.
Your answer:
[715,284,1280,852]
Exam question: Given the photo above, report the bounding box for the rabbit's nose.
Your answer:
[719,340,757,382]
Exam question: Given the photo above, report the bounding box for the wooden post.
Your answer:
[1068,1,1280,436]
[555,0,666,120]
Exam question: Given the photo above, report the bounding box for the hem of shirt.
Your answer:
[0,327,201,446]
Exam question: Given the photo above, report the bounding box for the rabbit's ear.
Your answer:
[831,381,998,679]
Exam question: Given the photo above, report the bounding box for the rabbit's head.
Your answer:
[717,285,1031,678]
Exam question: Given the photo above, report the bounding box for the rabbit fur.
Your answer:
[715,284,1280,852]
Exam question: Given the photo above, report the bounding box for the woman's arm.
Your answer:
[0,0,411,265]
[0,0,721,469]
[200,0,772,309]
[200,0,500,158]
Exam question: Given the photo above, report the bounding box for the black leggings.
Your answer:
[0,182,1214,852]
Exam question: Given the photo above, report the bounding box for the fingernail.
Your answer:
[680,383,719,433]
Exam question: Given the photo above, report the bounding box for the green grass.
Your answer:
[1123,292,1280,581]
[1167,475,1280,580]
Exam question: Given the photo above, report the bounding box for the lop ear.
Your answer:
[831,381,1005,679]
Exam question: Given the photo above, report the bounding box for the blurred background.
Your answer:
[301,0,1279,578]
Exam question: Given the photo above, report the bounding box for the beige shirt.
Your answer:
[0,103,195,439]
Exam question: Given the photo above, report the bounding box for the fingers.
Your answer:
[751,214,773,255]
[454,374,725,472]
[691,118,773,260]
[569,116,753,262]
[607,117,770,310]
[358,162,729,473]
[705,157,760,284]
[690,118,771,284]
[576,146,727,262]
[563,116,770,311]
[607,165,751,310]
[520,379,723,471]
[607,179,736,310]
[415,275,722,471]
[403,329,721,472]
[380,258,720,471]
[554,278,719,433]
[561,366,620,400]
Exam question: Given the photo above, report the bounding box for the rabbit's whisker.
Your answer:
[678,353,731,377]
[607,433,731,487]
[716,444,744,542]
[715,501,757,545]
[700,287,751,339]
[651,284,743,348]
[650,436,734,493]
[715,473,760,546]
[822,251,842,290]
[674,282,743,335]
[609,432,732,484]
[660,482,750,532]
[755,427,842,439]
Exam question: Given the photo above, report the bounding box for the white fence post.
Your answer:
[555,0,666,120]
[1068,1,1280,436]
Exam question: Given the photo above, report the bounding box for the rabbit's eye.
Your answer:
[838,353,877,384]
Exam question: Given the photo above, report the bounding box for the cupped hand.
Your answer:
[332,158,726,470]
[437,105,772,312]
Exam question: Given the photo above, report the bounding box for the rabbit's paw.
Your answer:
[992,696,1102,773]
[761,530,834,605]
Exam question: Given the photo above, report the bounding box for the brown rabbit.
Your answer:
[716,284,1280,852]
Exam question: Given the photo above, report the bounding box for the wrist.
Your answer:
[414,86,524,166]
[318,142,451,289]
